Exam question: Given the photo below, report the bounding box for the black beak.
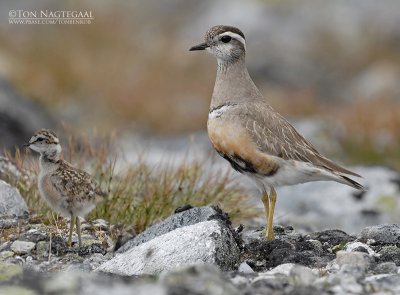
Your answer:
[189,42,209,51]
[21,143,30,149]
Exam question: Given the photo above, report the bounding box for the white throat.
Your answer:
[209,104,236,120]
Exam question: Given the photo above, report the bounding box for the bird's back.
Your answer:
[42,160,105,216]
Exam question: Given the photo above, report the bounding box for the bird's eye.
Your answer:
[36,138,44,142]
[221,36,232,43]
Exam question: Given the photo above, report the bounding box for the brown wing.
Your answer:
[235,103,361,177]
[50,160,104,199]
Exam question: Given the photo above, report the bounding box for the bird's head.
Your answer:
[190,25,246,63]
[25,129,61,157]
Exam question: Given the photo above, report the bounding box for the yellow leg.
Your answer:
[261,192,269,239]
[68,215,75,247]
[76,217,82,247]
[267,188,277,241]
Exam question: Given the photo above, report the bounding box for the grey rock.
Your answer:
[289,265,317,286]
[0,286,38,295]
[251,273,289,291]
[118,206,229,253]
[160,264,240,295]
[35,241,48,258]
[338,264,367,280]
[43,270,166,295]
[359,224,400,244]
[336,250,375,272]
[0,251,14,260]
[0,262,23,282]
[97,220,240,275]
[364,274,400,293]
[318,264,365,294]
[374,262,398,274]
[0,180,28,217]
[10,240,36,255]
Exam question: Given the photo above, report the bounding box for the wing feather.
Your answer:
[233,103,361,177]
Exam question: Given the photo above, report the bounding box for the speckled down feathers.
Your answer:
[51,160,105,201]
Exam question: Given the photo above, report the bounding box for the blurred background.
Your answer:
[0,0,399,232]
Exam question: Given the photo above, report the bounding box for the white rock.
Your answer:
[238,262,254,274]
[97,220,239,275]
[10,240,35,254]
[344,241,379,257]
[265,263,296,276]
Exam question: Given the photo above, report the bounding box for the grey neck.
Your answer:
[211,56,264,110]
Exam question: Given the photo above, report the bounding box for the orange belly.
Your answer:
[207,118,279,176]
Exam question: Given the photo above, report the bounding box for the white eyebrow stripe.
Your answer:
[219,32,246,50]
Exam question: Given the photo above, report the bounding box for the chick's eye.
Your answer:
[36,138,44,142]
[221,36,232,43]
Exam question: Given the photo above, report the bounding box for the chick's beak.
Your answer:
[189,42,209,51]
[22,142,30,149]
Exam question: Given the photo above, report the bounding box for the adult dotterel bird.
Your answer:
[190,25,365,240]
[25,129,105,247]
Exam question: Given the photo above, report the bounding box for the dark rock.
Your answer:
[174,204,193,213]
[117,206,231,253]
[359,224,400,244]
[308,229,355,247]
[19,228,48,244]
[113,232,135,252]
[243,230,334,271]
[378,246,400,265]
[352,246,370,254]
[0,79,54,151]
[49,236,68,256]
[77,244,107,256]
